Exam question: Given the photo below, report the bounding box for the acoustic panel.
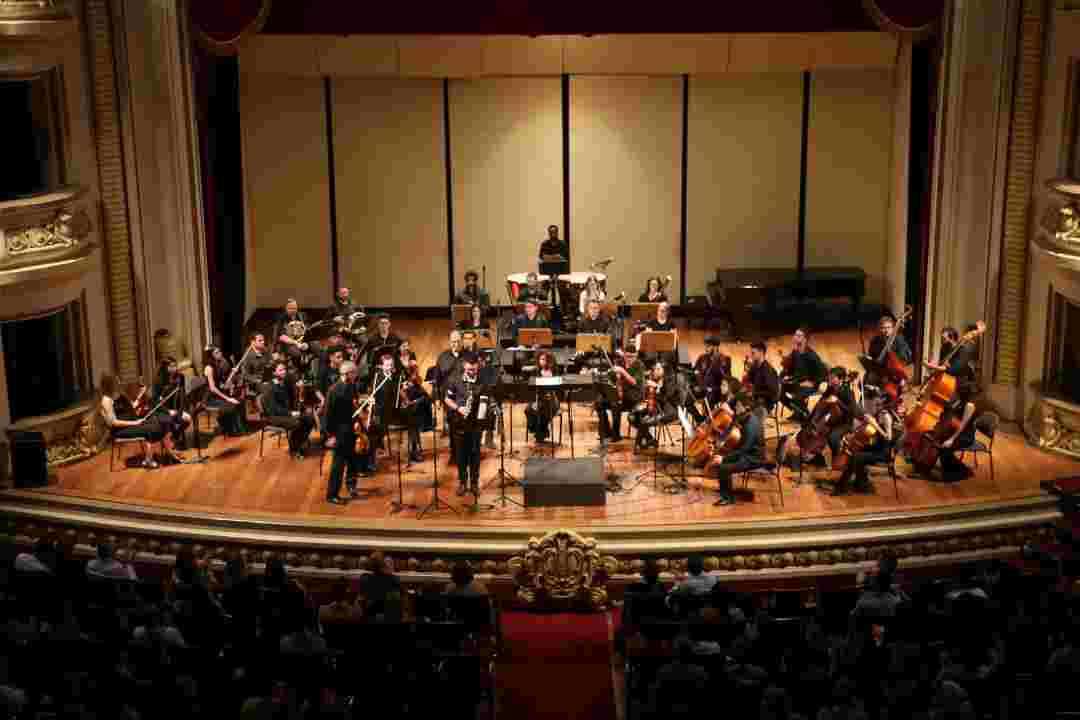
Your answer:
[450,77,563,304]
[570,76,683,302]
[686,74,803,296]
[805,68,895,305]
[332,78,449,307]
[239,72,331,311]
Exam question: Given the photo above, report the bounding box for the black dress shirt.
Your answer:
[261,380,296,417]
[694,353,732,395]
[647,319,675,333]
[783,348,827,385]
[436,350,463,391]
[578,316,612,334]
[453,287,491,307]
[638,292,668,303]
[745,360,780,410]
[868,333,913,365]
[240,350,271,386]
[273,311,308,353]
[326,381,358,436]
[539,238,567,259]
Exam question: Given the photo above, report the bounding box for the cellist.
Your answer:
[707,400,766,507]
[831,385,893,496]
[778,367,857,471]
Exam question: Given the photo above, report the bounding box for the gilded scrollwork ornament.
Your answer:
[5,208,91,256]
[508,528,617,611]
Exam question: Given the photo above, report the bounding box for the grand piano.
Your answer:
[706,266,866,341]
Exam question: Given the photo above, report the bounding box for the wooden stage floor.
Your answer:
[34,321,1080,530]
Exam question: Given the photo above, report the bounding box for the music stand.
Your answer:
[518,328,553,348]
[451,304,473,325]
[638,331,677,356]
[186,376,210,464]
[576,333,612,354]
[486,378,523,507]
[387,394,419,514]
[539,254,568,278]
[630,303,660,322]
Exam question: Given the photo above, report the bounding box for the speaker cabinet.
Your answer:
[9,431,47,489]
[523,457,605,507]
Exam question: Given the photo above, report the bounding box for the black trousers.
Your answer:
[328,430,359,499]
[526,402,557,440]
[711,457,760,495]
[206,398,244,435]
[156,411,191,445]
[362,425,385,471]
[265,414,314,452]
[455,430,482,488]
[838,448,888,489]
[780,383,817,417]
[595,399,622,440]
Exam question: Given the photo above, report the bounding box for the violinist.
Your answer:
[778,327,827,422]
[99,373,164,469]
[360,350,398,475]
[151,356,191,459]
[831,385,893,496]
[445,352,485,495]
[862,313,912,399]
[453,269,491,308]
[398,350,432,463]
[315,345,345,440]
[273,299,309,365]
[629,361,680,452]
[238,333,271,394]
[526,351,561,444]
[708,403,766,507]
[742,341,780,414]
[325,360,361,505]
[260,361,315,459]
[693,336,733,410]
[638,276,669,303]
[512,298,549,343]
[395,339,414,373]
[202,345,245,437]
[578,274,607,317]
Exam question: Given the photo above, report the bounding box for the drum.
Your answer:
[558,272,607,312]
[506,272,551,302]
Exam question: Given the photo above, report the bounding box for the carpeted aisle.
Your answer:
[497,611,617,720]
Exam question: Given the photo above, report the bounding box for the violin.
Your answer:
[115,382,149,419]
[353,390,371,455]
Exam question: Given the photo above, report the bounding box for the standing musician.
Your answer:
[325,360,361,505]
[360,350,397,475]
[436,331,465,461]
[693,336,733,412]
[444,352,486,496]
[578,274,607,317]
[638,276,670,303]
[597,344,646,445]
[526,351,561,444]
[315,344,345,439]
[100,373,165,469]
[629,361,680,452]
[707,403,766,507]
[512,298,549,343]
[201,345,245,437]
[238,332,271,394]
[539,225,568,307]
[273,299,309,365]
[457,303,491,333]
[778,328,828,422]
[862,312,912,399]
[260,361,315,459]
[925,324,979,382]
[831,385,893,496]
[742,341,780,414]
[397,349,432,463]
[578,299,613,334]
[453,269,491,308]
[151,356,191,459]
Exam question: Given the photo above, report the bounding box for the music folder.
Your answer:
[575,333,612,353]
[630,303,660,321]
[451,304,473,324]
[518,327,553,348]
[638,330,677,354]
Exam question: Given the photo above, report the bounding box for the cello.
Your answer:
[794,371,858,459]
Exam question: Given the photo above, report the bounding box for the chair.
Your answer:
[110,436,147,471]
[957,411,998,485]
[255,387,289,459]
[737,461,783,507]
[865,440,901,500]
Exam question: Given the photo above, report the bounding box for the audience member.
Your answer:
[443,561,489,597]
[318,577,364,625]
[357,551,402,620]
[14,538,53,574]
[86,542,138,580]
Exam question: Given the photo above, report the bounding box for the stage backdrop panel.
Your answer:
[686,74,803,296]
[332,78,448,307]
[805,68,896,306]
[570,76,683,303]
[239,72,332,314]
[450,77,562,303]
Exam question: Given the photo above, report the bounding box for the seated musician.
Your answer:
[595,344,644,446]
[742,341,780,415]
[707,402,766,507]
[638,276,669,303]
[512,298,549,343]
[315,345,345,440]
[272,299,309,365]
[693,336,733,413]
[453,269,491,308]
[638,301,678,366]
[781,367,857,471]
[398,349,432,463]
[457,303,491,334]
[151,356,191,458]
[239,332,271,394]
[526,351,560,444]
[360,350,398,475]
[629,361,681,452]
[260,361,315,459]
[202,345,245,437]
[832,385,893,495]
[910,391,977,481]
[578,274,607,316]
[925,326,960,373]
[861,312,912,402]
[444,352,485,496]
[578,298,612,335]
[779,327,827,422]
[100,373,164,469]
[367,313,402,365]
[326,286,362,325]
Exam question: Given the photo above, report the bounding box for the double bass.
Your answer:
[870,305,914,404]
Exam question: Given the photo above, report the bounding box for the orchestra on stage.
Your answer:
[98,224,986,510]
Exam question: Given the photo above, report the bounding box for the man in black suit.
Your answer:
[325,360,360,505]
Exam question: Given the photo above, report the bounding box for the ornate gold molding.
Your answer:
[996,0,1046,386]
[0,0,76,37]
[5,208,91,256]
[508,529,617,611]
[1025,392,1080,458]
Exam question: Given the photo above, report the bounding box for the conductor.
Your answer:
[325,360,360,505]
[539,224,568,307]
